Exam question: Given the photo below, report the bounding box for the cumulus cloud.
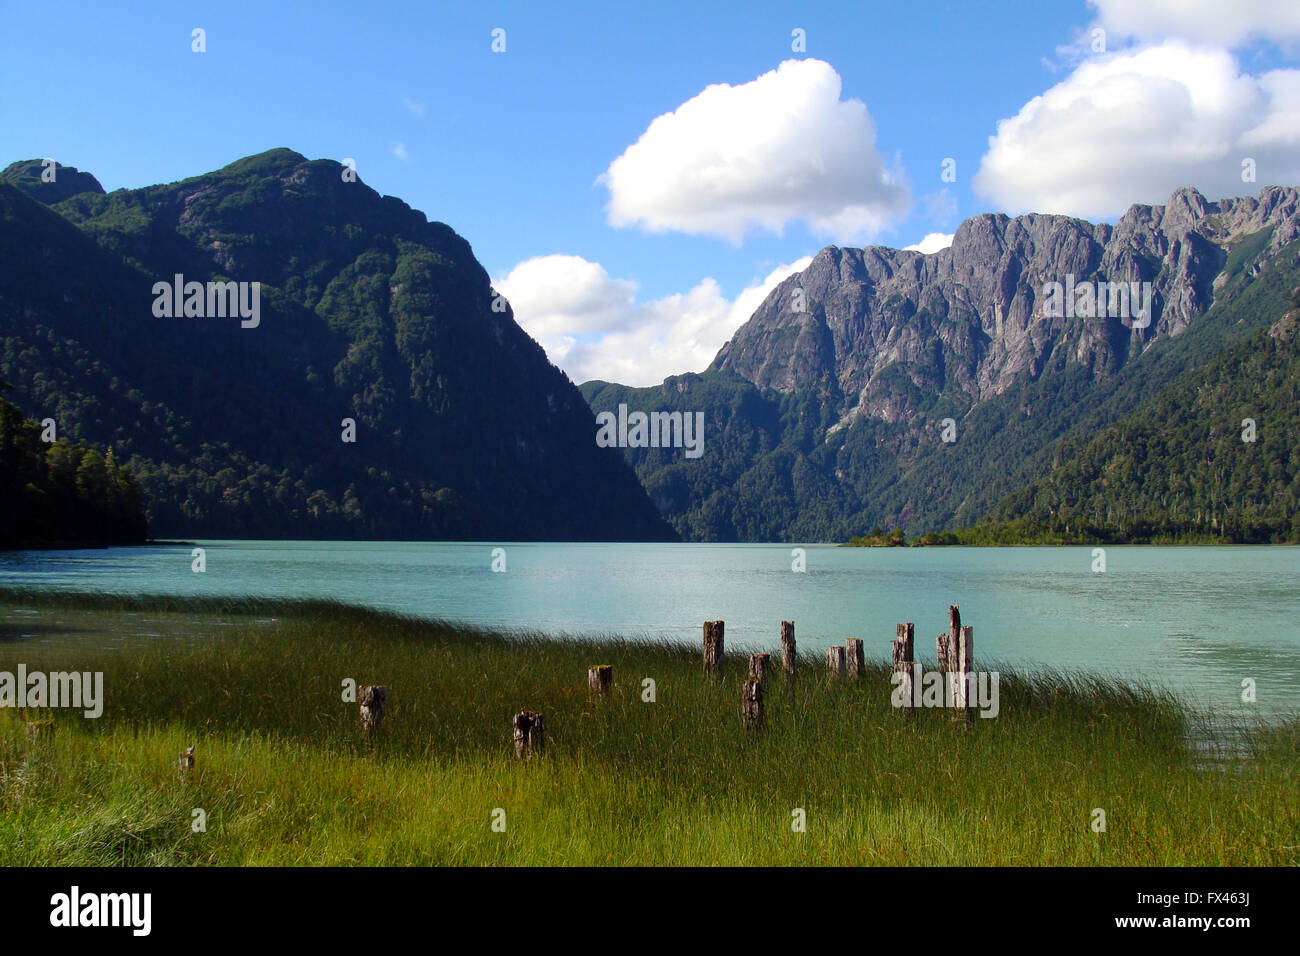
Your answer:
[1089,0,1300,47]
[495,255,813,386]
[600,59,908,244]
[973,41,1300,219]
[903,233,955,254]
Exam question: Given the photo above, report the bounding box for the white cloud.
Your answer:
[495,255,813,386]
[392,143,410,161]
[903,233,954,254]
[600,59,908,244]
[1089,0,1300,47]
[973,41,1300,219]
[403,97,426,117]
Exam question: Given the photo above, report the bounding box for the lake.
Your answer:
[1,541,1297,718]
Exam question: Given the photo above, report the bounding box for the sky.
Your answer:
[4,0,1299,386]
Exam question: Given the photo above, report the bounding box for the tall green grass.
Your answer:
[0,589,1295,865]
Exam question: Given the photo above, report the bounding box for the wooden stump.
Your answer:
[359,685,387,736]
[846,638,865,678]
[742,678,763,730]
[892,622,915,669]
[954,625,974,722]
[178,745,195,774]
[826,645,846,675]
[893,623,915,715]
[748,653,771,683]
[512,711,545,758]
[587,665,613,695]
[703,620,725,674]
[780,621,796,674]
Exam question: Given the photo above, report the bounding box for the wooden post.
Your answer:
[893,623,915,715]
[513,711,544,758]
[178,745,195,773]
[587,665,613,695]
[938,605,961,707]
[780,621,796,674]
[845,638,865,677]
[742,678,763,730]
[359,685,387,735]
[748,652,771,683]
[703,621,725,674]
[826,645,845,675]
[954,625,974,722]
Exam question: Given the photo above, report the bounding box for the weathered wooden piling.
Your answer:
[359,685,387,735]
[742,678,763,729]
[937,605,960,705]
[845,638,865,677]
[178,745,195,773]
[512,711,545,758]
[893,623,915,715]
[780,621,796,674]
[826,645,846,674]
[587,664,613,695]
[748,652,771,683]
[703,620,725,674]
[936,631,953,676]
[954,625,974,721]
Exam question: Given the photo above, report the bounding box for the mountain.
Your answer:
[0,151,675,541]
[583,187,1300,542]
[2,158,104,205]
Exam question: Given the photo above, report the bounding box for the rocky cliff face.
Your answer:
[711,187,1300,427]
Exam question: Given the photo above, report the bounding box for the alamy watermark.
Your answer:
[1042,275,1152,329]
[890,663,1000,718]
[152,273,260,328]
[0,666,103,718]
[50,886,150,936]
[595,403,704,458]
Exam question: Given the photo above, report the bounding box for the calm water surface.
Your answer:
[1,542,1297,718]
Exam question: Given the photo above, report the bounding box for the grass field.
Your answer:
[0,589,1296,866]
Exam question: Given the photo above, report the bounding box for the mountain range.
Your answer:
[583,186,1300,542]
[2,149,1296,544]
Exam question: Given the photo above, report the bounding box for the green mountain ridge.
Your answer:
[983,296,1300,542]
[0,151,675,542]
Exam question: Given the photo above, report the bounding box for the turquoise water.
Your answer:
[1,541,1297,717]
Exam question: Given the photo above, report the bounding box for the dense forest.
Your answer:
[976,290,1300,544]
[0,381,147,547]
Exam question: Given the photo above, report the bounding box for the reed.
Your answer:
[0,589,1294,866]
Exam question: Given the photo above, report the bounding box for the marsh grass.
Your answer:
[0,589,1295,865]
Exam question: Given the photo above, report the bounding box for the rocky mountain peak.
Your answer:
[711,186,1300,429]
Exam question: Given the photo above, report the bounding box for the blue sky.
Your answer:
[4,1,1299,385]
